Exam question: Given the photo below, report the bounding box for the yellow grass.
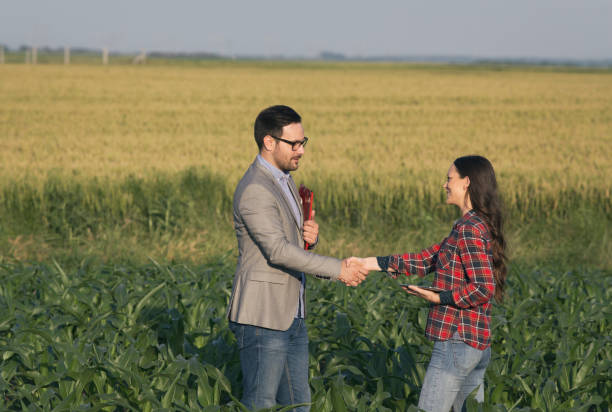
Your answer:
[1,62,611,193]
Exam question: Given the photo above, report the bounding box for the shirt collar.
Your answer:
[257,154,290,182]
[458,209,476,224]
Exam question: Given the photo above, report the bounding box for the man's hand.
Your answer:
[338,258,369,286]
[303,210,318,246]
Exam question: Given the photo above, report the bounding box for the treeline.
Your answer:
[3,44,612,67]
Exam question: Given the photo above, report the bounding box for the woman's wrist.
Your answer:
[375,256,389,271]
[439,290,454,305]
[362,257,381,271]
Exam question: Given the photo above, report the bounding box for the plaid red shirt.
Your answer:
[388,210,495,350]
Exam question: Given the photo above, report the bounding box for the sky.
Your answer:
[2,0,611,60]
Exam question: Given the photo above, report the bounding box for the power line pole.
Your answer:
[64,46,70,65]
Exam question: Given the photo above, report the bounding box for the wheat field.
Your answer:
[2,63,611,188]
[0,62,610,264]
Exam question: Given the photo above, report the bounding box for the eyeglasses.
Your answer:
[269,135,309,151]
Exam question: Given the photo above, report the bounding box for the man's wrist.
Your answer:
[308,235,319,249]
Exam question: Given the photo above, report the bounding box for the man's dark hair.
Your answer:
[254,105,301,150]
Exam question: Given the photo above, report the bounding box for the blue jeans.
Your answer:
[229,318,310,411]
[418,333,491,412]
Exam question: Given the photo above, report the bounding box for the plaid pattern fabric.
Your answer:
[388,210,495,350]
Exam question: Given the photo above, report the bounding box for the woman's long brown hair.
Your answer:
[454,155,507,303]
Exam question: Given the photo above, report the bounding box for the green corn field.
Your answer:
[0,260,609,410]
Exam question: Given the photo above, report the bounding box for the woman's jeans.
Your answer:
[418,333,491,412]
[229,318,310,411]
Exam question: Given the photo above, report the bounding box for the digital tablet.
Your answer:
[399,284,446,295]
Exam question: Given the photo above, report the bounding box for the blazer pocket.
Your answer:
[249,271,289,285]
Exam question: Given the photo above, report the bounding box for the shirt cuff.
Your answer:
[307,235,319,250]
[439,290,454,305]
[377,256,390,271]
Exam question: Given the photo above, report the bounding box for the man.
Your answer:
[227,105,367,411]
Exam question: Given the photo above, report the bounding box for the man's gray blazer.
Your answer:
[227,158,342,331]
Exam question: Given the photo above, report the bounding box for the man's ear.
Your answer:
[262,135,276,152]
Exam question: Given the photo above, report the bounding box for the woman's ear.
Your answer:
[463,176,470,191]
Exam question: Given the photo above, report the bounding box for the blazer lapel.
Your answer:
[288,176,304,223]
[253,160,302,231]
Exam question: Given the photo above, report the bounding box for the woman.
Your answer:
[354,155,507,412]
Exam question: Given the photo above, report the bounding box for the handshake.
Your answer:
[338,257,370,287]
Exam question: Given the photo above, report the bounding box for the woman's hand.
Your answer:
[404,285,441,304]
[347,257,381,272]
